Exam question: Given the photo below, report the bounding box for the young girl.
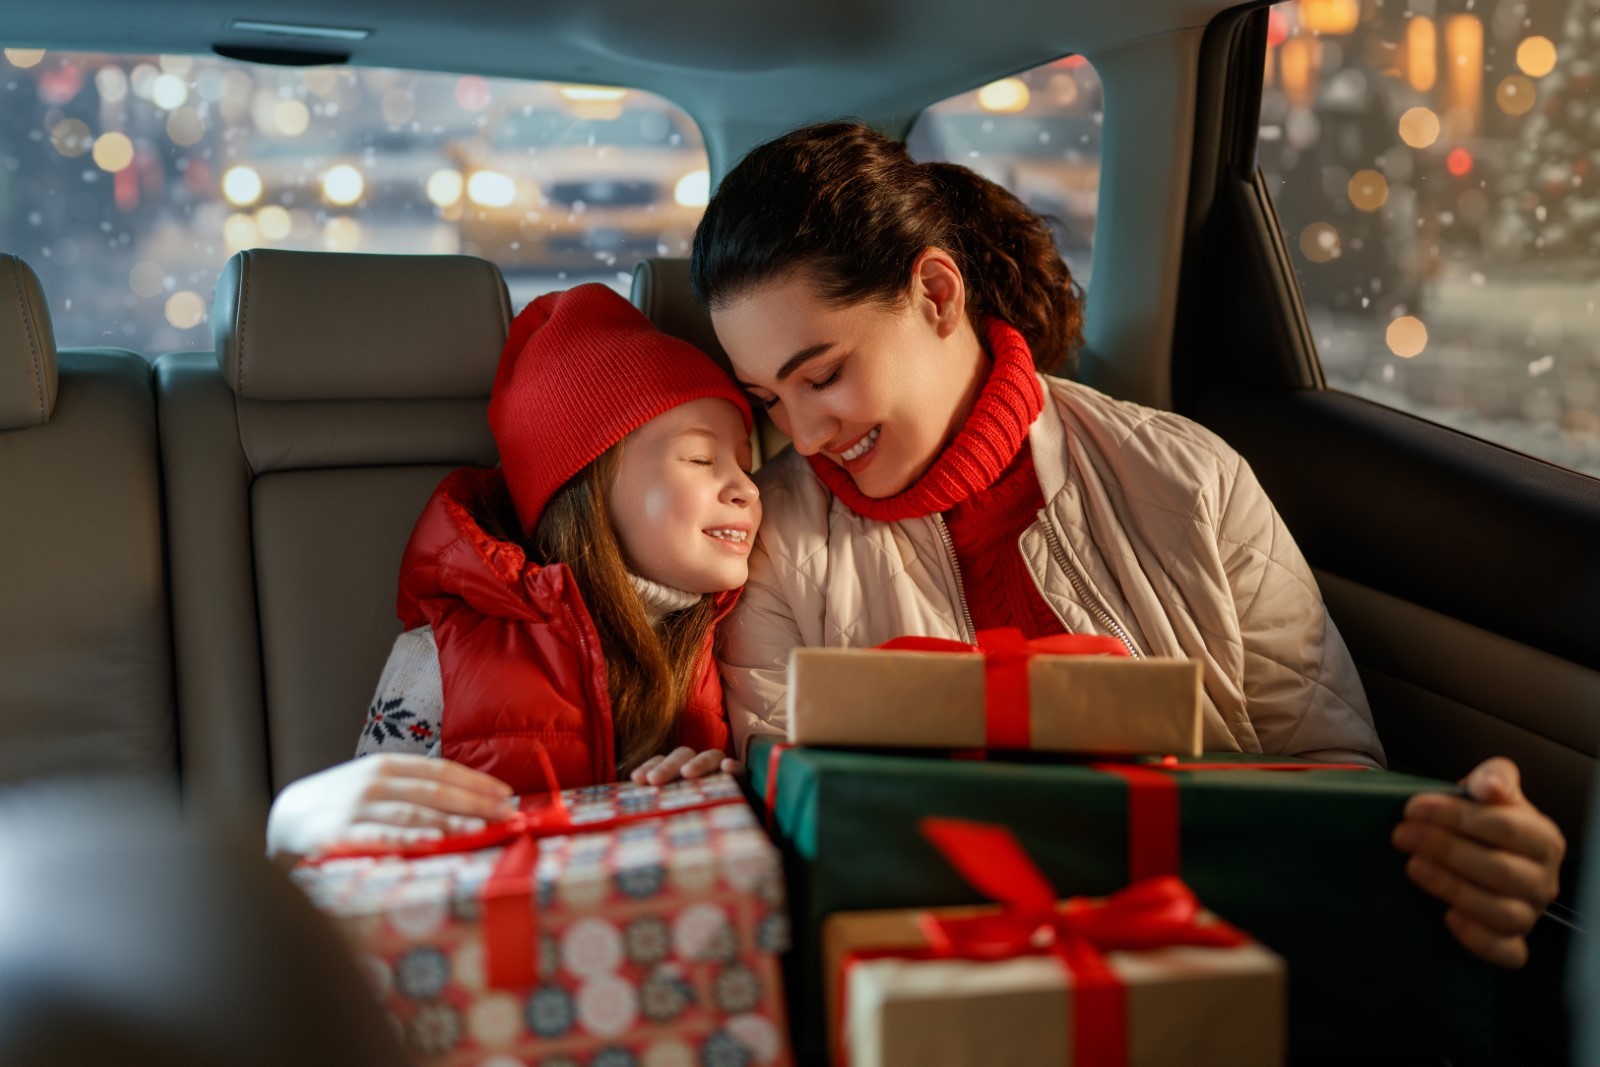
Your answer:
[691,121,1564,968]
[267,283,759,861]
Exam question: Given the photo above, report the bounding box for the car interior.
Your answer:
[1,0,1597,1063]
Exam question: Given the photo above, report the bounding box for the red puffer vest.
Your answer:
[396,467,736,794]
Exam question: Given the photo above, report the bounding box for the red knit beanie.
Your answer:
[489,283,753,534]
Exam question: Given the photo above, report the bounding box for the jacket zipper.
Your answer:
[1035,509,1142,659]
[931,513,978,643]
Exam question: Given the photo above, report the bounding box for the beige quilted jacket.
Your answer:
[718,374,1386,767]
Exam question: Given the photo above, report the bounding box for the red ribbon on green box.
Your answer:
[877,628,1129,750]
[839,817,1249,1067]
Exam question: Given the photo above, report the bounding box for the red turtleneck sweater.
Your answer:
[807,320,1067,639]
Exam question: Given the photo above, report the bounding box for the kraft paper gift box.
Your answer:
[295,774,793,1067]
[749,739,1495,1064]
[824,819,1285,1067]
[787,630,1204,757]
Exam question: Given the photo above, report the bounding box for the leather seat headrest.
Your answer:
[0,255,58,430]
[211,249,511,402]
[631,257,734,380]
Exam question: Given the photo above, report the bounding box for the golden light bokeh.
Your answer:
[1497,75,1537,116]
[255,205,292,241]
[323,217,363,252]
[223,212,259,249]
[322,164,365,206]
[1516,36,1557,78]
[274,98,310,137]
[1406,18,1436,92]
[50,118,92,157]
[1299,0,1359,35]
[1386,317,1428,359]
[91,132,135,173]
[4,49,45,69]
[1299,222,1341,263]
[426,169,464,208]
[1397,107,1440,149]
[166,107,204,146]
[221,166,264,207]
[1347,169,1389,212]
[164,291,206,330]
[128,261,164,299]
[977,77,1031,113]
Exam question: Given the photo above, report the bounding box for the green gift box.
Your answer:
[748,738,1495,1064]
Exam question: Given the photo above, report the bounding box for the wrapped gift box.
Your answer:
[826,898,1285,1067]
[295,775,792,1066]
[787,632,1203,756]
[749,740,1494,1063]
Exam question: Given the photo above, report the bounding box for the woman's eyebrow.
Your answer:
[737,342,835,391]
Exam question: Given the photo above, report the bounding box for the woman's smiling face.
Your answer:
[709,250,985,498]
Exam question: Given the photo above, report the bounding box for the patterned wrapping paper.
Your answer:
[296,775,793,1067]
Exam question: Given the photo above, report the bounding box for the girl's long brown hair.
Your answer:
[690,120,1084,376]
[496,445,720,776]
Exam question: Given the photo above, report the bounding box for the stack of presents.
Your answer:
[294,630,1497,1066]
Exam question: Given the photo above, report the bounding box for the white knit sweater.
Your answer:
[354,574,702,758]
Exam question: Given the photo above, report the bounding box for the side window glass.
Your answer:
[0,51,707,354]
[907,57,1103,290]
[1259,3,1599,477]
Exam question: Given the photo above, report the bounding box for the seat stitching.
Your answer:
[235,251,250,394]
[7,258,46,424]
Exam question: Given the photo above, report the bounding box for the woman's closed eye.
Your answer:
[808,365,843,392]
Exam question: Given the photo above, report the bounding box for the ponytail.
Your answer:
[691,120,1083,375]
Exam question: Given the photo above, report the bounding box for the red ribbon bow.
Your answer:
[839,817,1244,1067]
[878,628,1128,750]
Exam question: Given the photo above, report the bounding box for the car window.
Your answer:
[1259,2,1600,478]
[0,50,709,355]
[906,56,1103,289]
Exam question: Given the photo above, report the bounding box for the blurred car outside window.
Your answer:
[0,50,710,355]
[1260,0,1600,478]
[906,56,1103,292]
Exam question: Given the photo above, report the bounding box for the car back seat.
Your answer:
[155,250,508,809]
[631,257,790,464]
[0,254,176,786]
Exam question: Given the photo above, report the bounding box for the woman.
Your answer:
[692,120,1563,968]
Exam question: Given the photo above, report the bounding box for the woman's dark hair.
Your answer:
[690,120,1084,375]
[485,447,719,776]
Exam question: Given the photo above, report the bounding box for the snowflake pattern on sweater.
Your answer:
[354,626,444,759]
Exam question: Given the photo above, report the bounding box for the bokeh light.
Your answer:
[1397,107,1440,148]
[91,132,135,173]
[1386,317,1428,359]
[164,291,206,330]
[1516,36,1557,78]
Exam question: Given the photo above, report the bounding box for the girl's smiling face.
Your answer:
[606,396,760,594]
[708,250,986,498]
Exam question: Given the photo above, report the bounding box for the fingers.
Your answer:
[1444,909,1530,969]
[679,750,726,779]
[1391,818,1552,902]
[370,754,515,799]
[644,747,697,786]
[720,758,745,776]
[631,754,667,785]
[1402,793,1567,867]
[359,801,489,837]
[1460,757,1524,805]
[366,774,517,822]
[1404,855,1542,937]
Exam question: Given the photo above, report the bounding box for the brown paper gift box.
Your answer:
[823,904,1285,1067]
[787,646,1204,756]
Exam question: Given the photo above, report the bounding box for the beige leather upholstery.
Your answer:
[0,259,175,784]
[212,249,510,400]
[161,250,508,808]
[0,255,58,430]
[631,257,791,463]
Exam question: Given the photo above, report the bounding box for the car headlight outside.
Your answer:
[466,170,517,208]
[426,168,464,208]
[221,165,263,207]
[674,169,710,208]
[322,164,365,206]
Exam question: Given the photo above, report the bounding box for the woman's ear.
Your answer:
[909,247,967,339]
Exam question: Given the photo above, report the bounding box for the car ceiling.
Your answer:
[3,0,1243,167]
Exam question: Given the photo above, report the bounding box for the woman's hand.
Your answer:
[266,754,516,864]
[630,747,744,786]
[1391,757,1565,968]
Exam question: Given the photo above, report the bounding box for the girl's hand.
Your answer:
[1391,757,1565,968]
[266,754,516,864]
[630,747,744,786]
